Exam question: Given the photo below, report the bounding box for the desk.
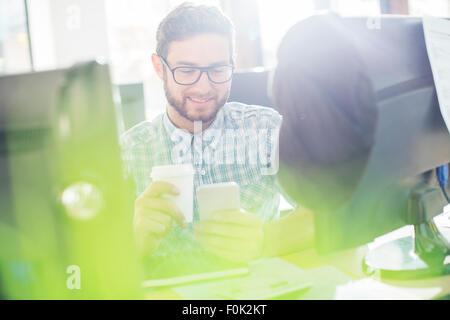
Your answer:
[284,244,450,299]
[146,215,450,300]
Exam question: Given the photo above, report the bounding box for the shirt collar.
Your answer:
[163,108,225,150]
[163,111,191,146]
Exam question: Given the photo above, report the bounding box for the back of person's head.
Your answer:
[156,2,235,62]
[273,13,378,213]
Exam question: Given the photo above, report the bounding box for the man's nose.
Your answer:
[192,71,213,91]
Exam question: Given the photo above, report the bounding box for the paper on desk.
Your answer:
[171,258,352,300]
[423,16,450,134]
[172,258,311,300]
[335,278,441,300]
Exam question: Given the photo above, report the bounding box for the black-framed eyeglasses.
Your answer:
[159,56,234,85]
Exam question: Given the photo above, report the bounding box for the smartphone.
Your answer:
[196,182,240,220]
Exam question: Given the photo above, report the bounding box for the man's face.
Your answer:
[162,33,232,123]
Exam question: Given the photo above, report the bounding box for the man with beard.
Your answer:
[120,3,308,262]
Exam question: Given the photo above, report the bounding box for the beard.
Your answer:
[163,80,229,123]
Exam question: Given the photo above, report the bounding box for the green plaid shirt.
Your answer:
[120,102,282,258]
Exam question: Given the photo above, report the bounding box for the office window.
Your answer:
[258,0,381,68]
[408,0,450,17]
[0,0,32,75]
[26,0,220,121]
[258,0,316,68]
[330,0,381,16]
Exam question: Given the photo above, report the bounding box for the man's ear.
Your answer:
[151,53,164,80]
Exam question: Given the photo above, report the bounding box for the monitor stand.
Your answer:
[363,220,450,279]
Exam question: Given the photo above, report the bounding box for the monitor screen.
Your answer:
[314,16,450,254]
[0,62,142,298]
[272,14,450,256]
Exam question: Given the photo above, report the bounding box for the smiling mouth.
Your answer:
[187,97,213,105]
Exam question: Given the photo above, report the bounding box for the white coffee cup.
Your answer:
[150,164,195,223]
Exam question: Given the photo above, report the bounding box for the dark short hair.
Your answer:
[156,2,235,62]
[273,13,378,212]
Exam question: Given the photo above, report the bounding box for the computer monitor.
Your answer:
[117,82,146,130]
[229,68,274,108]
[272,15,450,279]
[316,16,450,276]
[0,61,143,298]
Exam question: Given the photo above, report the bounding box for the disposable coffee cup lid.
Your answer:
[151,164,194,179]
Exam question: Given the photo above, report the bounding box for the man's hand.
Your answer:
[193,210,264,263]
[134,181,186,257]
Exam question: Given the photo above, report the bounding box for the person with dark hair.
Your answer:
[120,3,283,262]
[268,13,378,252]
